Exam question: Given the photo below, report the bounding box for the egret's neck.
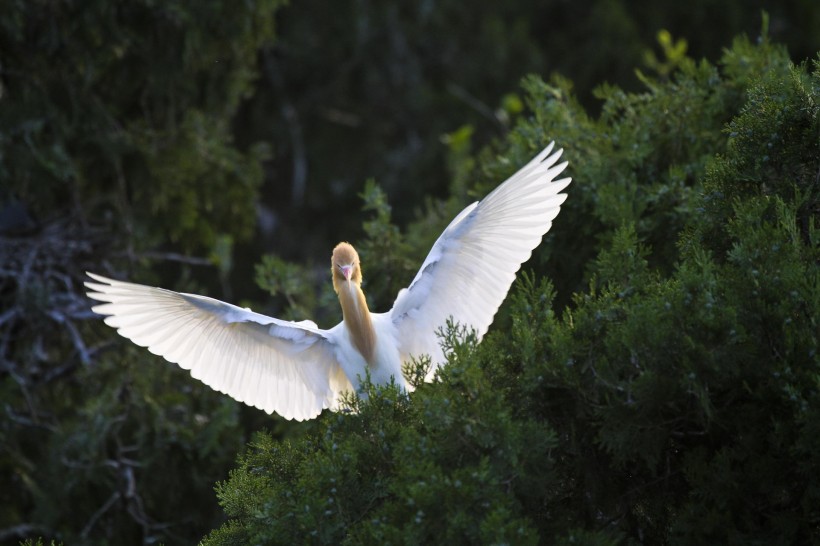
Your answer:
[338,282,376,363]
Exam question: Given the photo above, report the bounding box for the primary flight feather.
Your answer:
[86,142,571,420]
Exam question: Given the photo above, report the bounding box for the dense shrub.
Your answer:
[0,2,282,544]
[207,30,819,544]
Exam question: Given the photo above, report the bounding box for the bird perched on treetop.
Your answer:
[86,143,571,421]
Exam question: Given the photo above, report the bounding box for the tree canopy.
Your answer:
[204,26,820,545]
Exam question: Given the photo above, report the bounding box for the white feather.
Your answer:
[85,273,351,421]
[86,142,570,420]
[390,143,570,374]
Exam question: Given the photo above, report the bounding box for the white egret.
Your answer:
[86,143,571,420]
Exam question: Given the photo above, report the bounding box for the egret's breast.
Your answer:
[332,313,407,392]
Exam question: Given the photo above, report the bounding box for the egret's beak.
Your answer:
[340,265,353,281]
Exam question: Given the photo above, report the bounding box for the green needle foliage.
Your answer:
[210,29,819,544]
[0,2,283,544]
[0,0,279,253]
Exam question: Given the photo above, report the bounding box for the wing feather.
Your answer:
[390,142,571,370]
[85,273,352,420]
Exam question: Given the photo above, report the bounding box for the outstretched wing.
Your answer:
[85,273,351,421]
[390,142,571,371]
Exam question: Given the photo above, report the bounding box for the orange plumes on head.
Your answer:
[331,242,362,293]
[330,242,375,362]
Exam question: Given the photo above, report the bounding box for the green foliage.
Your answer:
[357,180,417,308]
[207,31,820,544]
[0,2,283,544]
[242,0,820,266]
[695,59,820,256]
[464,28,793,308]
[255,255,322,322]
[641,29,690,80]
[0,0,280,253]
[203,331,555,545]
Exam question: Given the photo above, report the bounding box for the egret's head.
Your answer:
[331,242,362,292]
